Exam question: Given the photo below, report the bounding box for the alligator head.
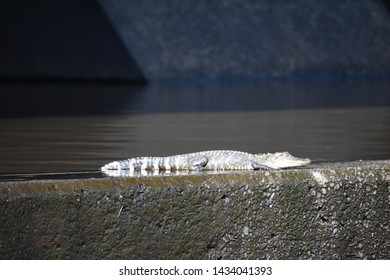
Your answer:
[256,151,311,169]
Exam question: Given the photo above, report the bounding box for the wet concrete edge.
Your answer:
[0,160,389,259]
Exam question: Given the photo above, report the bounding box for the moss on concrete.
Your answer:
[0,160,389,259]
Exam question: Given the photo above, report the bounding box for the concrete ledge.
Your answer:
[1,160,389,259]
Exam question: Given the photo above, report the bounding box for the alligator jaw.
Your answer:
[260,152,311,169]
[278,156,311,168]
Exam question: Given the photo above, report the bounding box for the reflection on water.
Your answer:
[101,166,312,178]
[101,169,211,178]
[0,81,389,176]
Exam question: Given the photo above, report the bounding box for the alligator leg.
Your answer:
[188,156,209,171]
[252,163,277,170]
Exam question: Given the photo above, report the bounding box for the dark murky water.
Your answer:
[0,80,389,177]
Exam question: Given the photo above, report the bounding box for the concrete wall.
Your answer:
[1,160,389,259]
[98,0,390,82]
[1,0,390,82]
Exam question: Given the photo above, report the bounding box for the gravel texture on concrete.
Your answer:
[0,160,389,259]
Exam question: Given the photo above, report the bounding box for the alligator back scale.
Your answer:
[101,150,311,175]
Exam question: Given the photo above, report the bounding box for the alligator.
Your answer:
[101,150,311,174]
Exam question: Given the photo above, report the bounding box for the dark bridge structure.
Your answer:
[1,0,390,83]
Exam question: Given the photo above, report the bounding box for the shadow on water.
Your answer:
[0,80,389,177]
[0,80,389,118]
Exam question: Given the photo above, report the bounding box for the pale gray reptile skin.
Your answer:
[101,150,311,173]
